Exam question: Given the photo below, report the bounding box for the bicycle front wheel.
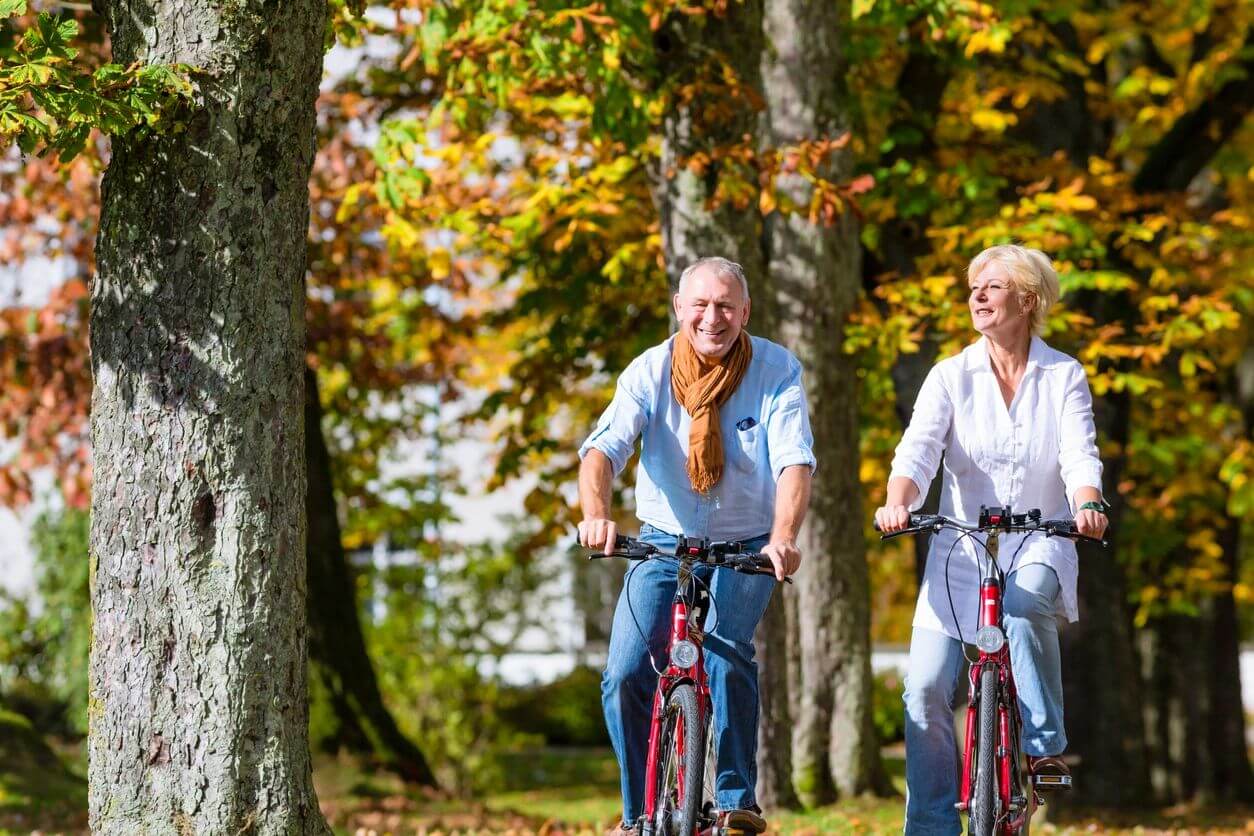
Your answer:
[653,682,705,836]
[968,665,999,836]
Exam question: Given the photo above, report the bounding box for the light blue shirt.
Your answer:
[578,334,816,541]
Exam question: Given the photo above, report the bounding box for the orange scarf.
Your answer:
[670,329,753,494]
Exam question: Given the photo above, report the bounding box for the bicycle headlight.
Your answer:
[975,625,1006,654]
[670,639,699,669]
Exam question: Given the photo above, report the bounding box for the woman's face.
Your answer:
[969,263,1032,340]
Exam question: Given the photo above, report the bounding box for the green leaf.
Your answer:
[0,0,24,17]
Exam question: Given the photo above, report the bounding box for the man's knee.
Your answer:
[703,635,756,679]
[603,648,658,698]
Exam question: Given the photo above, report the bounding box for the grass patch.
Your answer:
[0,709,87,835]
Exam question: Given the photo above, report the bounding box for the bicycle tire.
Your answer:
[653,683,705,836]
[969,666,999,836]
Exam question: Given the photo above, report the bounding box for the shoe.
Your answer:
[1029,755,1072,791]
[606,822,636,836]
[716,807,767,835]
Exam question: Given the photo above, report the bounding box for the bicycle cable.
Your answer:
[944,522,1051,664]
[619,548,749,678]
[942,528,999,664]
[623,557,670,678]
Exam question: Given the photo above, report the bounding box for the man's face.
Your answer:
[673,267,751,359]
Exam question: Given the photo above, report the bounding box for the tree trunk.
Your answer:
[304,368,437,785]
[762,0,891,802]
[1055,393,1152,808]
[88,0,329,827]
[650,0,766,295]
[1206,519,1254,802]
[650,0,782,806]
[1138,521,1253,805]
[754,591,799,810]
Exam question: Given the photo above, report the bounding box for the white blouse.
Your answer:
[890,336,1104,641]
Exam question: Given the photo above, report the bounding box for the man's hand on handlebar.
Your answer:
[874,504,912,534]
[578,518,618,556]
[760,540,801,582]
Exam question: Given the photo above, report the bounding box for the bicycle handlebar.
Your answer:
[873,510,1109,548]
[580,534,791,582]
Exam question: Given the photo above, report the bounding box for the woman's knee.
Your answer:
[903,668,957,720]
[1005,565,1060,621]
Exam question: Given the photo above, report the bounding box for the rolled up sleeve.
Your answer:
[766,359,817,481]
[890,365,952,511]
[1058,363,1103,509]
[578,362,650,477]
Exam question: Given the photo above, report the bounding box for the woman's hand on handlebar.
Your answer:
[874,504,912,534]
[578,518,618,556]
[1073,507,1108,540]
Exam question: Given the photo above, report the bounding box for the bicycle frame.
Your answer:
[957,538,1030,834]
[586,532,779,836]
[876,506,1103,835]
[641,556,712,833]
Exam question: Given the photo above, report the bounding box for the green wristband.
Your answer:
[1078,500,1107,515]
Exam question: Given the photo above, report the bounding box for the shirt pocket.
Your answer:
[729,422,763,473]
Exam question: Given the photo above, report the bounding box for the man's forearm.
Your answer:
[771,465,812,543]
[579,449,615,519]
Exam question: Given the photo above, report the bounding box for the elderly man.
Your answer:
[578,256,815,835]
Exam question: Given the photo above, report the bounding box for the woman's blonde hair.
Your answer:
[967,244,1060,336]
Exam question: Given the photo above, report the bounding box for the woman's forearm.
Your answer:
[886,476,921,508]
[1072,485,1103,509]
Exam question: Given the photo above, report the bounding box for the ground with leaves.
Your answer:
[7,734,1245,836]
[318,747,1254,835]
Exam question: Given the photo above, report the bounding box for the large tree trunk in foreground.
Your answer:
[762,0,891,803]
[304,368,437,785]
[88,0,328,828]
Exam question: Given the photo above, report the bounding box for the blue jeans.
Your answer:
[903,564,1066,835]
[602,524,775,823]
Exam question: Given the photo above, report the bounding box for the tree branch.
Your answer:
[1132,33,1254,194]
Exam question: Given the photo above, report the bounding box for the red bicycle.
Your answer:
[588,534,783,836]
[876,506,1107,835]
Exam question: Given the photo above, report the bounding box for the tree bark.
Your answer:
[650,0,766,295]
[754,591,799,810]
[1206,519,1254,802]
[88,0,329,828]
[304,368,437,785]
[762,0,891,802]
[650,0,787,808]
[1054,393,1153,808]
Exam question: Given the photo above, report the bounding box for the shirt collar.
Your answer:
[965,335,1044,375]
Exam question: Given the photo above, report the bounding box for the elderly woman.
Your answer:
[874,245,1109,835]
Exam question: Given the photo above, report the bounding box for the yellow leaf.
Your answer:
[430,249,451,280]
[971,108,1016,133]
[759,189,777,215]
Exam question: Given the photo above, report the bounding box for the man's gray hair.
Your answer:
[677,257,750,300]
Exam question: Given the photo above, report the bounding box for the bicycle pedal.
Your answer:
[1031,773,1072,790]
